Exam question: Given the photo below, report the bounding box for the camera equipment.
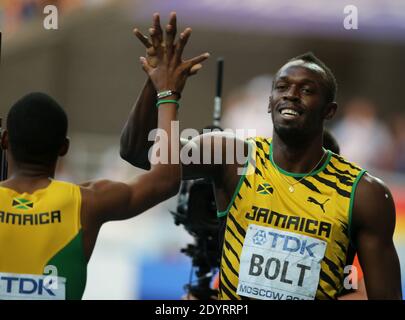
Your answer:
[172,178,220,299]
[171,58,224,299]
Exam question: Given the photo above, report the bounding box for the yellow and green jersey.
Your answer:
[0,180,86,300]
[218,137,366,300]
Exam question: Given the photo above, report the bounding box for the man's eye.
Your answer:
[302,88,313,94]
[276,84,287,90]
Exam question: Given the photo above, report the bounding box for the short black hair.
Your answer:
[6,92,68,165]
[286,52,337,103]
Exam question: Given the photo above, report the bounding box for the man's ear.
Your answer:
[59,137,70,157]
[1,130,9,151]
[324,102,338,120]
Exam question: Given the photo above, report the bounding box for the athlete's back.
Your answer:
[0,180,86,300]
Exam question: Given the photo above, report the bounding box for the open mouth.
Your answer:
[279,107,303,119]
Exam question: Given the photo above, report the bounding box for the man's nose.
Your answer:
[282,85,299,102]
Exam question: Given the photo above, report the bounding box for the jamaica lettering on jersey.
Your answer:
[218,137,366,300]
[0,180,86,300]
[0,210,61,225]
[245,206,332,239]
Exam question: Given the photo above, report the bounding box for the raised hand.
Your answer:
[133,12,208,91]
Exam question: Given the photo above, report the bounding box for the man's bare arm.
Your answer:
[82,13,209,225]
[120,78,157,170]
[338,279,367,300]
[352,173,402,299]
[181,131,248,182]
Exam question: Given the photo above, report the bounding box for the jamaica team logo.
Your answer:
[12,198,34,210]
[256,183,273,195]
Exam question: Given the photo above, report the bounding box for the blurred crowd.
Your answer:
[0,0,109,35]
[332,97,405,173]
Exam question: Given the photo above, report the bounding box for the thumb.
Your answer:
[139,56,152,74]
[189,63,203,76]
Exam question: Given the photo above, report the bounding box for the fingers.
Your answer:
[139,12,208,83]
[174,28,192,62]
[185,53,210,70]
[139,56,152,74]
[165,12,177,55]
[150,12,163,49]
[133,28,152,49]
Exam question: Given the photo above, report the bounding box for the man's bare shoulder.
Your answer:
[78,180,129,210]
[352,172,395,234]
[356,172,393,206]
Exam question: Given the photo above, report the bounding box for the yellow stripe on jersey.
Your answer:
[218,137,366,300]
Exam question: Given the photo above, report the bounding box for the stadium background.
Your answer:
[0,0,404,299]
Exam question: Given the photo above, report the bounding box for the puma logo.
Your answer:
[307,197,329,213]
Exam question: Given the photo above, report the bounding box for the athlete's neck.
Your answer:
[271,133,325,174]
[2,157,56,191]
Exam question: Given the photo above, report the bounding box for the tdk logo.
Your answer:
[253,230,268,245]
[0,275,55,297]
[267,232,320,257]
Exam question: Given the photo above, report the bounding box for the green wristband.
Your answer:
[156,99,180,109]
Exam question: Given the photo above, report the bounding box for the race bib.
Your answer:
[237,224,327,300]
[0,272,66,300]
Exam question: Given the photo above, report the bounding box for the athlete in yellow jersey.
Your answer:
[121,13,402,300]
[0,15,209,300]
[183,130,368,300]
[216,136,363,299]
